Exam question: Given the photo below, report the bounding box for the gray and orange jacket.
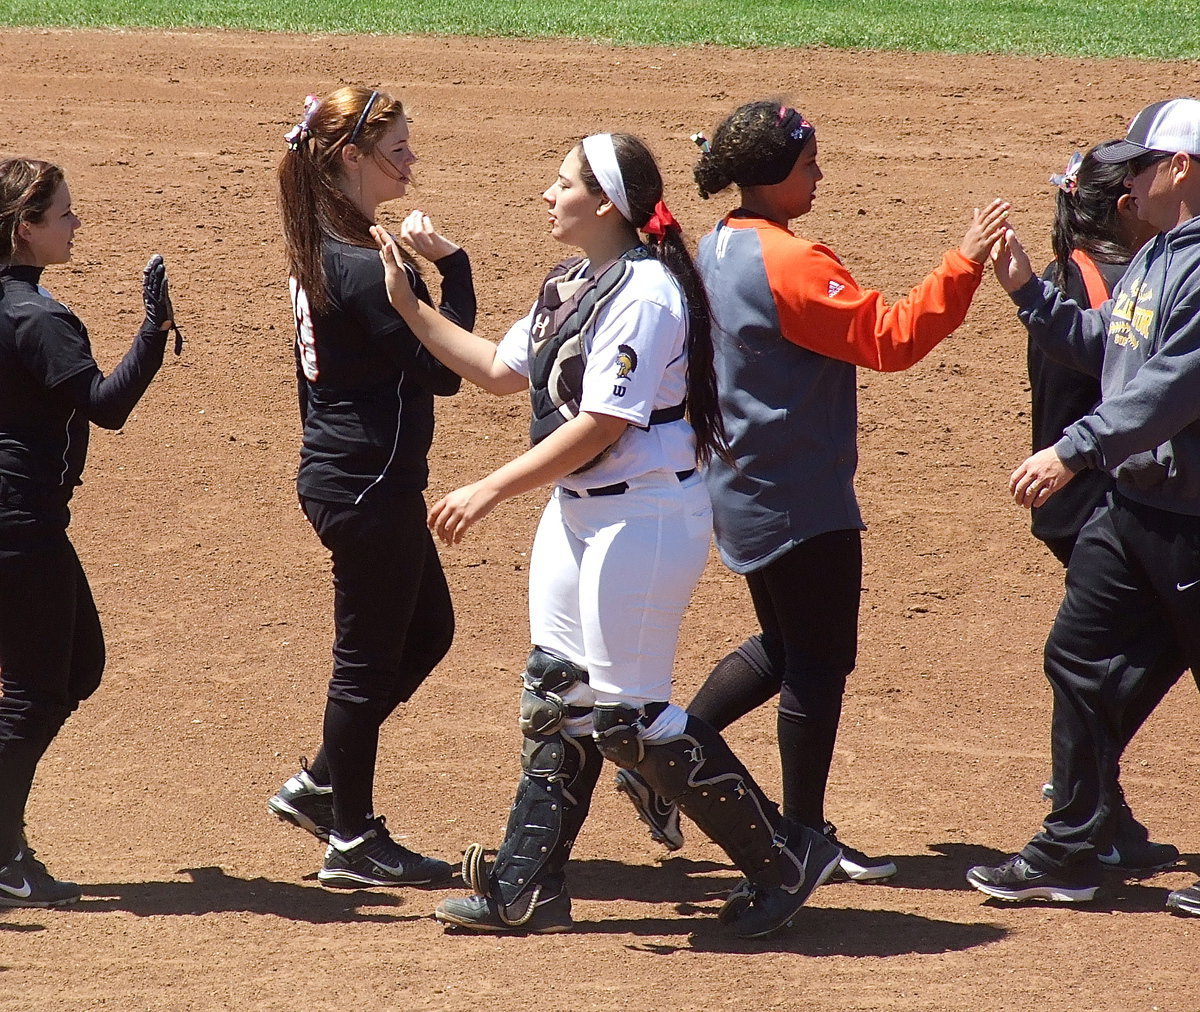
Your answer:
[697,212,985,573]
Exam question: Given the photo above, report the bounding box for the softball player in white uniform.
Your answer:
[373,132,842,939]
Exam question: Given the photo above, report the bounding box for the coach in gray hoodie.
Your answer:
[965,98,1200,914]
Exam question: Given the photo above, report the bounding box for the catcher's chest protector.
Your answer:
[526,249,650,448]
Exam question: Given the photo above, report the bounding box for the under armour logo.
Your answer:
[685,745,705,764]
[531,313,550,342]
[828,281,845,298]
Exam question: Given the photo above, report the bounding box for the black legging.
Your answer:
[300,492,454,838]
[0,532,105,862]
[689,529,860,828]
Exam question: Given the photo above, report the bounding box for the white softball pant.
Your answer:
[527,470,711,736]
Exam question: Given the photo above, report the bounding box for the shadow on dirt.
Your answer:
[75,866,427,924]
[596,906,1009,956]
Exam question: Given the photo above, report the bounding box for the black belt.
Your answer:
[561,468,696,499]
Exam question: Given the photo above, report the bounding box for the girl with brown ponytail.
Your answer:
[268,86,474,891]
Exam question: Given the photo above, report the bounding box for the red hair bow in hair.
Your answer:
[644,200,681,239]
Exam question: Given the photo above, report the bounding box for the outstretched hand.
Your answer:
[399,210,461,261]
[959,199,1011,263]
[142,254,183,355]
[371,224,418,318]
[990,227,1035,293]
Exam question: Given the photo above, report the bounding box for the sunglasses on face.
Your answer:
[1128,150,1174,176]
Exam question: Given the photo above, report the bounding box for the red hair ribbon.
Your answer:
[644,200,681,239]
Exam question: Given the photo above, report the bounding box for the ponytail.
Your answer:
[277,86,415,314]
[1049,145,1136,288]
[644,225,729,466]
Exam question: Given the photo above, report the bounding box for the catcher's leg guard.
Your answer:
[459,649,601,927]
[634,715,842,937]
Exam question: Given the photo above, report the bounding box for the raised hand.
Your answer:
[990,227,1035,293]
[371,224,418,318]
[399,209,461,262]
[142,254,183,354]
[959,198,1011,263]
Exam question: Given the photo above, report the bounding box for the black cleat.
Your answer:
[1166,883,1200,917]
[730,824,842,939]
[0,846,81,908]
[435,888,573,934]
[268,764,334,842]
[615,768,684,851]
[318,817,452,888]
[966,854,1098,903]
[823,822,897,882]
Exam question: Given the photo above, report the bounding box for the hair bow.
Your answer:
[644,200,681,239]
[1050,151,1083,194]
[284,95,321,150]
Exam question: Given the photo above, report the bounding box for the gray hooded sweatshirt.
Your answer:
[1013,214,1200,516]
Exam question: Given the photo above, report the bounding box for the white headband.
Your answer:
[581,134,632,223]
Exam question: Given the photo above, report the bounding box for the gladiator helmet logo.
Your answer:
[615,344,638,379]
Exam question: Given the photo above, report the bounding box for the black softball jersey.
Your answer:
[0,265,165,539]
[293,241,474,504]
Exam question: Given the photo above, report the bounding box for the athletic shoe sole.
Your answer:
[267,795,332,842]
[832,855,897,882]
[614,770,684,851]
[0,892,80,909]
[965,867,1097,903]
[317,867,443,889]
[1166,889,1200,917]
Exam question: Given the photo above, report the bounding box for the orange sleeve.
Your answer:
[759,229,985,373]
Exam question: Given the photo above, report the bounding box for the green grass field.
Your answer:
[2,0,1199,59]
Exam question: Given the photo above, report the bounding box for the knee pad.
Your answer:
[519,647,590,737]
[521,731,569,780]
[593,702,646,769]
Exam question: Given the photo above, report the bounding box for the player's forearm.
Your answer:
[479,412,628,503]
[56,325,166,430]
[1016,277,1108,378]
[433,247,477,331]
[404,301,524,394]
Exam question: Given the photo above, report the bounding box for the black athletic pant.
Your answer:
[0,532,105,863]
[1043,519,1192,756]
[300,493,454,839]
[688,529,860,828]
[1022,494,1200,875]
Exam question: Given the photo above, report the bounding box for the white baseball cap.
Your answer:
[1095,98,1200,162]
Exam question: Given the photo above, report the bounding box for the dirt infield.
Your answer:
[2,28,1198,1012]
